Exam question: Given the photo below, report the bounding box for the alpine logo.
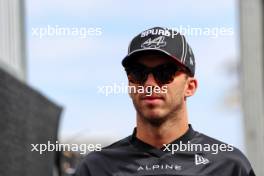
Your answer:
[195,154,209,165]
[141,36,166,49]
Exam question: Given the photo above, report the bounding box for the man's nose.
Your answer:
[144,73,158,86]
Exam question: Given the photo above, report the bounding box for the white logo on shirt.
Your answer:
[195,154,209,165]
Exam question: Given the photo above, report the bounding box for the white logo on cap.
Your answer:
[190,56,194,65]
[189,47,194,65]
[141,28,171,37]
[141,36,166,49]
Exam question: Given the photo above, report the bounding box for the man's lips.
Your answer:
[140,96,164,101]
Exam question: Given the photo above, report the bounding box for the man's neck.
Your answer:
[136,110,189,149]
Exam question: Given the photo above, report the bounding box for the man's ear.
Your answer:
[185,77,198,98]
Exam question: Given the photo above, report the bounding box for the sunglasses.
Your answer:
[125,62,186,85]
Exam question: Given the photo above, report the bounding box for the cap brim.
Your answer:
[122,48,185,68]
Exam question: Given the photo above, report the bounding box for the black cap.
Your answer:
[122,27,195,76]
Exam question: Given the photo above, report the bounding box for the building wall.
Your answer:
[0,68,62,176]
[0,0,26,82]
[240,0,264,175]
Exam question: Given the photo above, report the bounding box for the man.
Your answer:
[76,27,255,176]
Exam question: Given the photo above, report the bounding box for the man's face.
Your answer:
[127,54,196,125]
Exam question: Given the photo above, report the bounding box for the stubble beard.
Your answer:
[134,97,184,127]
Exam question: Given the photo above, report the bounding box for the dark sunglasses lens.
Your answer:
[129,70,147,84]
[153,64,179,84]
[126,64,148,84]
[126,63,181,84]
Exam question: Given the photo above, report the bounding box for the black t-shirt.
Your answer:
[76,125,255,176]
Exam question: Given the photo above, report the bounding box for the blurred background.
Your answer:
[0,0,263,175]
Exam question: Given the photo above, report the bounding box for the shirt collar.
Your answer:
[129,124,196,157]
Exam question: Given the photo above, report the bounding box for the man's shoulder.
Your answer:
[195,131,246,156]
[82,135,132,161]
[76,135,133,175]
[103,135,132,149]
[194,131,253,173]
[193,130,229,145]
